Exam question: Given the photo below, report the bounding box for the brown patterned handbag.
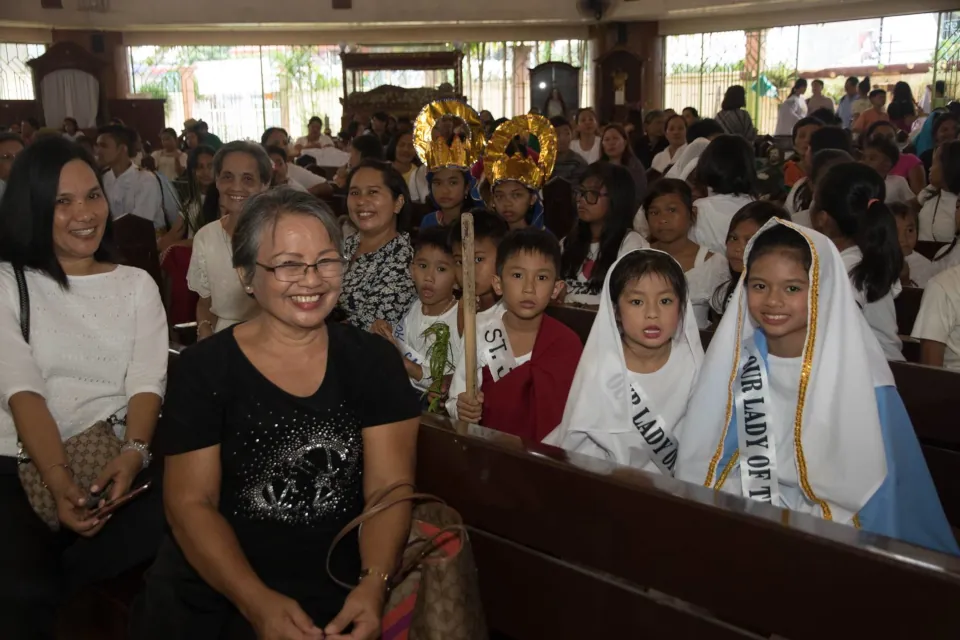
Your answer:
[12,266,124,531]
[326,483,488,640]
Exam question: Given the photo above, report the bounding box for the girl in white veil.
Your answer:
[544,249,703,474]
[676,218,958,555]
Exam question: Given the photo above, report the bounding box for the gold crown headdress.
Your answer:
[413,99,487,172]
[485,114,557,191]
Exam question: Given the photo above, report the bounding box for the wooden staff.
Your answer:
[461,212,478,401]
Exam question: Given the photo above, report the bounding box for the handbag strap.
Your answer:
[325,489,462,591]
[13,265,29,344]
[13,266,29,460]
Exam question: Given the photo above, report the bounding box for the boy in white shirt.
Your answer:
[861,138,915,205]
[96,124,165,229]
[371,228,461,406]
[911,264,960,370]
[890,202,934,288]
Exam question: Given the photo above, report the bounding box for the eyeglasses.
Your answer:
[256,258,347,282]
[573,188,608,205]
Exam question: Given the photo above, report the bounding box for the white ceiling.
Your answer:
[0,0,956,38]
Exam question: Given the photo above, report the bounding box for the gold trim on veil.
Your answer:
[484,114,558,190]
[704,222,834,520]
[413,99,487,172]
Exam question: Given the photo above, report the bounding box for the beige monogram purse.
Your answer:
[13,266,124,530]
[327,482,488,640]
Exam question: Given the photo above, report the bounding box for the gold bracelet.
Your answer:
[358,567,391,585]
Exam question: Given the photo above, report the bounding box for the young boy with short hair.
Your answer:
[853,88,890,134]
[371,227,462,400]
[862,137,915,204]
[447,228,583,441]
[890,201,934,288]
[450,208,510,333]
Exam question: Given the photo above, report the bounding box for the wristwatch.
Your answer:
[121,439,152,470]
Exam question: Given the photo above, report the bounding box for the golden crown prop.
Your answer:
[484,114,557,191]
[413,99,487,172]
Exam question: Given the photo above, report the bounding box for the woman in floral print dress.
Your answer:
[338,159,418,329]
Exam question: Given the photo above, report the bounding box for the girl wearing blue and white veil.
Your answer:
[544,249,703,474]
[676,218,958,556]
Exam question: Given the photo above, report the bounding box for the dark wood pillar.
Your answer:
[591,21,664,120]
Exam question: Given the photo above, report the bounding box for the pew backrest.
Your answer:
[895,286,924,337]
[542,177,575,239]
[545,304,960,529]
[915,240,950,261]
[113,213,162,292]
[416,417,960,639]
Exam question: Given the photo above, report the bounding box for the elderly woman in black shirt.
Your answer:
[136,188,420,640]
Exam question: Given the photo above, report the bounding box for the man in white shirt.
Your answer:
[0,132,25,203]
[836,76,860,129]
[261,127,328,196]
[265,145,310,192]
[806,79,835,115]
[911,264,960,370]
[96,125,165,229]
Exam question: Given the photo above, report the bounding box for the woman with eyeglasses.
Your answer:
[187,141,271,339]
[558,162,649,306]
[337,159,418,330]
[136,188,420,639]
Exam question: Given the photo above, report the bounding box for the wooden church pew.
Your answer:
[63,348,960,638]
[113,213,162,294]
[895,286,924,336]
[542,177,575,239]
[417,416,960,639]
[545,304,960,529]
[890,361,960,528]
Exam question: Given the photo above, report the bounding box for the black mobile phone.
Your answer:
[85,479,114,508]
[89,481,152,519]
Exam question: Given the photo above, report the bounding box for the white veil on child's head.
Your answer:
[544,249,703,471]
[676,218,892,523]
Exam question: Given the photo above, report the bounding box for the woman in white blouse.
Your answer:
[0,137,167,636]
[918,141,960,241]
[188,141,271,338]
[690,135,757,254]
[570,108,601,165]
[650,114,687,175]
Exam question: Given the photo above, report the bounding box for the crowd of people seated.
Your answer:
[2,75,960,637]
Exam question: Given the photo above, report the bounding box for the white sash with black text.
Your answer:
[628,382,679,476]
[393,321,427,366]
[478,311,519,383]
[630,384,678,476]
[734,347,780,504]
